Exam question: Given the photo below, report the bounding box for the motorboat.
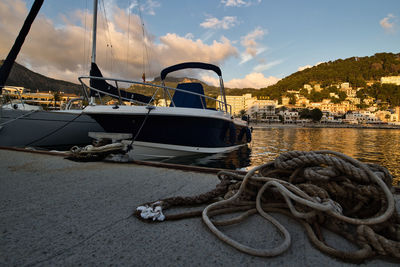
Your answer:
[79,62,252,160]
[73,0,251,160]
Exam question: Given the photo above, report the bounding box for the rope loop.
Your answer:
[135,150,399,262]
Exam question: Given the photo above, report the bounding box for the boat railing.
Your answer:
[65,96,85,110]
[78,76,232,115]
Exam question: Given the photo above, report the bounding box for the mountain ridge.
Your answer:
[0,60,81,94]
[2,52,400,98]
[258,52,400,98]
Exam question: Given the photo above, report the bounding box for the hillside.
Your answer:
[0,60,81,94]
[151,76,257,97]
[3,52,399,101]
[258,52,400,98]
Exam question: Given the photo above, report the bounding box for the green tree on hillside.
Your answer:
[310,108,323,121]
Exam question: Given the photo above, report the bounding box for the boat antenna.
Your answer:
[0,0,44,92]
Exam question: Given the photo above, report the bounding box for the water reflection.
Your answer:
[164,145,252,170]
[167,127,400,184]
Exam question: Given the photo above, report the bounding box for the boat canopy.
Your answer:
[160,62,222,81]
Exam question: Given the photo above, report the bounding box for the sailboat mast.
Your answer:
[91,0,98,64]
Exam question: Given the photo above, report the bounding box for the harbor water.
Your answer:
[164,126,400,185]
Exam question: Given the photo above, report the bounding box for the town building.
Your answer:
[346,97,361,105]
[381,76,400,85]
[217,93,256,116]
[248,99,279,122]
[340,82,350,90]
[2,86,79,108]
[1,86,27,95]
[278,109,299,123]
[314,84,321,92]
[307,100,356,115]
[296,96,310,106]
[281,96,290,106]
[303,84,312,94]
[344,111,380,124]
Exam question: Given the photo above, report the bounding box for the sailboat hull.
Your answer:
[0,109,103,150]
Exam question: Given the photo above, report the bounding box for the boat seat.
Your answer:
[170,83,206,109]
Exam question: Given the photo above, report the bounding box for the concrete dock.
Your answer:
[0,149,399,266]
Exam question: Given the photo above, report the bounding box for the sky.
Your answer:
[0,0,399,89]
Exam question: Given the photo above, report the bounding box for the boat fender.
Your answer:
[246,127,252,142]
[229,123,236,144]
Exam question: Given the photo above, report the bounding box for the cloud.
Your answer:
[225,72,279,89]
[380,14,396,33]
[156,34,238,67]
[0,0,237,84]
[184,33,194,39]
[200,16,239,30]
[221,0,261,7]
[298,65,312,71]
[240,27,267,64]
[253,59,283,72]
[127,0,161,16]
[200,74,220,87]
[222,0,248,7]
[201,72,279,89]
[297,61,323,72]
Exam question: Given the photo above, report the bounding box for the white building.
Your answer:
[341,82,350,89]
[248,99,279,122]
[303,84,312,94]
[381,76,400,85]
[346,97,361,105]
[217,93,256,116]
[345,111,381,124]
[1,86,27,95]
[278,110,299,123]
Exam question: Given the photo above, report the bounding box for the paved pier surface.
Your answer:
[0,149,399,266]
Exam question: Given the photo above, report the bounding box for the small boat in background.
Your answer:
[0,102,103,150]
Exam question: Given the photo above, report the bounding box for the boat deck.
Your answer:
[0,148,399,266]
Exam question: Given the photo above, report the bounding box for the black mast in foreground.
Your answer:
[0,0,44,92]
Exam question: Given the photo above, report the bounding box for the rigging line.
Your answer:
[127,105,155,152]
[99,0,114,73]
[83,0,88,74]
[137,0,148,79]
[126,0,132,70]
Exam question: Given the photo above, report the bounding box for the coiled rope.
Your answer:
[135,150,400,262]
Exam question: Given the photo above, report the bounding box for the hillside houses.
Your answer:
[218,76,400,124]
